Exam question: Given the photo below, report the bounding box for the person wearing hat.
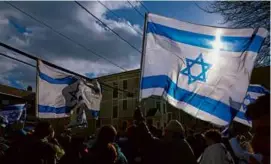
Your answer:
[133,108,197,164]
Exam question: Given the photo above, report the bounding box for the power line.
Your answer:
[5,1,127,71]
[127,0,145,18]
[75,1,141,54]
[97,0,143,36]
[0,52,35,68]
[137,1,150,13]
[131,2,186,64]
[0,42,135,95]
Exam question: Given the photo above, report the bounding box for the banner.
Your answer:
[140,13,268,126]
[0,104,26,125]
[37,60,102,121]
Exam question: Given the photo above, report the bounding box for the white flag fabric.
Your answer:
[234,84,269,127]
[38,60,79,118]
[78,79,102,118]
[140,13,268,126]
[67,80,102,128]
[38,60,102,119]
[67,101,88,128]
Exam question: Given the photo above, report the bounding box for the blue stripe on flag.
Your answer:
[90,110,99,118]
[247,85,269,94]
[38,105,71,114]
[141,75,245,122]
[39,72,78,85]
[147,22,264,53]
[235,111,250,121]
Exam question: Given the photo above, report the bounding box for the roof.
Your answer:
[0,84,34,99]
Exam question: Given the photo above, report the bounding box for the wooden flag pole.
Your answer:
[138,13,149,116]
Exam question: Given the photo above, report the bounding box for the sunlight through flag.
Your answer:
[140,13,268,126]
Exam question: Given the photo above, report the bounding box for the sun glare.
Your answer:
[212,29,223,51]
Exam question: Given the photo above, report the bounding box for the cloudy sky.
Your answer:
[0,1,224,90]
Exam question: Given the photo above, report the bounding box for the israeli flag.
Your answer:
[38,60,79,118]
[234,84,269,127]
[140,13,268,126]
[0,104,26,124]
[78,79,102,118]
[67,101,88,128]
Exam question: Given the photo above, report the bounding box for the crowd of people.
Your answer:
[0,94,269,164]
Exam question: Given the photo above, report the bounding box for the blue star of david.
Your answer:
[242,94,256,111]
[180,53,212,84]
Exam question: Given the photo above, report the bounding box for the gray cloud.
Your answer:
[0,1,143,89]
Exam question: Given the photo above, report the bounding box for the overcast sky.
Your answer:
[0,1,224,90]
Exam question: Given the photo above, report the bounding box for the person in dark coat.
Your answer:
[20,121,58,164]
[83,125,127,164]
[147,119,158,137]
[187,133,207,160]
[245,94,270,164]
[134,109,197,164]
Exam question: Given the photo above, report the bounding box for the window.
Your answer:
[156,101,161,111]
[123,100,127,111]
[113,82,118,98]
[113,105,118,118]
[163,103,166,114]
[168,113,172,122]
[123,80,127,90]
[156,122,160,128]
[113,89,118,98]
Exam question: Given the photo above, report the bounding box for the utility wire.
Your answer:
[75,1,141,53]
[0,51,117,93]
[0,52,35,68]
[0,41,135,95]
[129,1,186,63]
[5,1,127,71]
[127,0,145,18]
[137,1,150,13]
[97,0,143,36]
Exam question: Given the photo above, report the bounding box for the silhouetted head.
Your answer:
[204,129,222,146]
[164,120,185,141]
[34,121,54,139]
[27,86,32,92]
[96,125,117,146]
[245,94,270,131]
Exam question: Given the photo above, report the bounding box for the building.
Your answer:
[96,66,270,133]
[0,66,269,135]
[97,69,169,131]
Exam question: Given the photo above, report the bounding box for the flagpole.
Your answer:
[138,13,148,116]
[36,60,39,119]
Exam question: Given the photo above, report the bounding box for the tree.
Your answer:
[200,1,270,67]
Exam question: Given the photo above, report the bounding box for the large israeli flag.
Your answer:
[38,60,79,118]
[234,84,269,127]
[140,13,268,126]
